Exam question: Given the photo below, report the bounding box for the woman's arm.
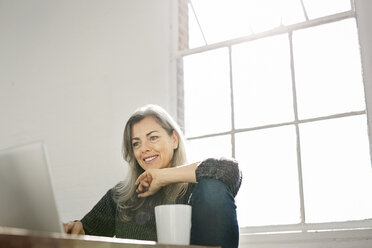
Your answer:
[79,189,116,236]
[135,158,242,198]
[135,162,199,198]
[63,189,116,236]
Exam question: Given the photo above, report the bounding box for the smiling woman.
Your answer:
[131,117,179,171]
[63,104,242,248]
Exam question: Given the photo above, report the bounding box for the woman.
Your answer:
[64,104,242,248]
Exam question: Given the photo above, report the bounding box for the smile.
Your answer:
[143,155,158,163]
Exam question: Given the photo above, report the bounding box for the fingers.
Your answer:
[135,173,144,186]
[63,221,85,235]
[135,171,152,185]
[72,221,85,235]
[63,221,74,234]
[140,181,150,187]
[136,182,147,193]
[135,171,152,193]
[136,179,151,194]
[137,191,151,198]
[135,169,161,198]
[63,222,69,233]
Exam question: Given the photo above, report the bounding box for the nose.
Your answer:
[140,140,151,153]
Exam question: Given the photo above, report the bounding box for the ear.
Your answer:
[172,130,179,150]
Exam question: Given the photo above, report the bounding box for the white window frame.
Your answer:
[169,0,372,247]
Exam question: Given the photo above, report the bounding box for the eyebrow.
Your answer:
[132,130,159,141]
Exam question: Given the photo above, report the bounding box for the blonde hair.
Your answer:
[114,104,189,221]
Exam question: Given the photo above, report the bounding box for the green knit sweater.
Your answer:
[81,158,242,241]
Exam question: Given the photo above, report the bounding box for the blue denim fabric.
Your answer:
[188,179,239,248]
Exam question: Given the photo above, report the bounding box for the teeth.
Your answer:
[144,156,157,162]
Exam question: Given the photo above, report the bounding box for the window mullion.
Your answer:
[300,0,309,21]
[176,10,354,58]
[228,46,236,158]
[289,31,306,225]
[188,0,208,46]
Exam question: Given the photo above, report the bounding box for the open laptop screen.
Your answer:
[0,141,63,233]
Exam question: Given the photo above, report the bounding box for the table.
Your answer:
[0,226,216,248]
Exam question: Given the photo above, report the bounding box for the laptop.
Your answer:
[0,141,64,233]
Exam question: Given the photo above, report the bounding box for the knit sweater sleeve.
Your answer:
[80,189,116,237]
[195,157,242,197]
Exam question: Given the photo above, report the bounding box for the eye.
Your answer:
[132,141,140,148]
[150,136,159,141]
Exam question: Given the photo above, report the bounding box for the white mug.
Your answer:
[155,204,192,245]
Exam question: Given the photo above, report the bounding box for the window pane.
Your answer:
[186,135,232,162]
[183,48,231,137]
[300,115,372,223]
[233,34,294,129]
[293,19,365,119]
[189,0,305,46]
[302,0,351,20]
[235,125,300,227]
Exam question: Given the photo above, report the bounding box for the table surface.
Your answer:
[0,226,217,248]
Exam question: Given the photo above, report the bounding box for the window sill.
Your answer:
[239,228,372,248]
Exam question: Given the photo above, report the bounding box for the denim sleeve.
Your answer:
[195,157,242,197]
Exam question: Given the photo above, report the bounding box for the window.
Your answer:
[176,0,372,234]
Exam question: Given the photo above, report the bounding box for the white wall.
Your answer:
[0,0,174,221]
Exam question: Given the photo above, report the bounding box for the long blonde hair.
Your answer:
[114,104,189,221]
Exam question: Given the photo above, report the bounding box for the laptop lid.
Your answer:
[0,141,64,233]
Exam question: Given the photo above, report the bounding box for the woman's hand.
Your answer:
[135,168,165,198]
[63,221,85,235]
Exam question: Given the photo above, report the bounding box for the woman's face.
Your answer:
[131,116,179,171]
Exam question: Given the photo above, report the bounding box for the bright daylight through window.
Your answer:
[176,0,372,231]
